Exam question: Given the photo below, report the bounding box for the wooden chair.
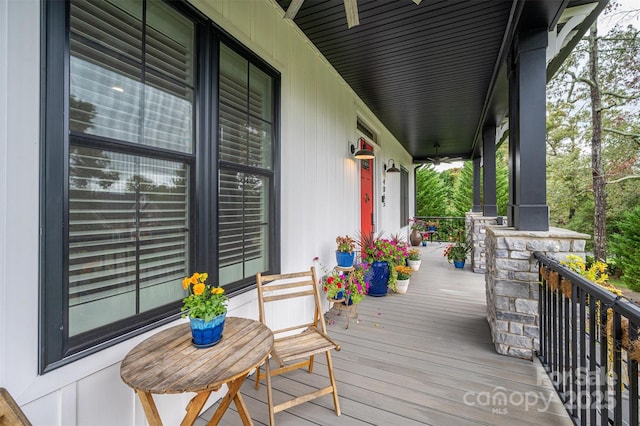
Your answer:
[255,267,341,425]
[0,388,31,426]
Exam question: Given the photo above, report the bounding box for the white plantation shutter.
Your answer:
[218,45,273,285]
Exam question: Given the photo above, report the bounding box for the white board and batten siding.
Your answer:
[0,0,413,424]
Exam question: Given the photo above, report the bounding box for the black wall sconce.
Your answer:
[350,138,375,160]
[384,159,400,173]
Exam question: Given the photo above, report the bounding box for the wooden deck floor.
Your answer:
[198,243,572,425]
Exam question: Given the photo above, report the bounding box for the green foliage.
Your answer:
[609,206,640,291]
[415,165,448,216]
[496,143,509,216]
[451,161,473,216]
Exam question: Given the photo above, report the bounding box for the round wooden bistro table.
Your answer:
[120,317,274,426]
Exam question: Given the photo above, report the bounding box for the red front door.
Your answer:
[359,139,374,239]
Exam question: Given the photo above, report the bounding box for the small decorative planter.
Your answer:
[453,259,465,269]
[395,278,410,294]
[190,312,226,348]
[367,261,390,297]
[421,241,427,247]
[407,259,421,270]
[335,251,355,267]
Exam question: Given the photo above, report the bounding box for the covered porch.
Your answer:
[198,245,572,425]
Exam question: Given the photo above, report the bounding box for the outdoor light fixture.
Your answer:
[350,139,375,160]
[384,159,400,173]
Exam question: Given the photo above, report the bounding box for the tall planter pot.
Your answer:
[409,230,422,246]
[367,261,390,297]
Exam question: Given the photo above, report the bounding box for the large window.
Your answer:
[41,0,279,372]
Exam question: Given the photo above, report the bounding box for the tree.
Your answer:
[547,18,640,259]
[415,165,448,216]
[610,205,640,291]
[451,161,473,216]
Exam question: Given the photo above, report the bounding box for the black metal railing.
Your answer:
[535,252,640,425]
[413,216,465,242]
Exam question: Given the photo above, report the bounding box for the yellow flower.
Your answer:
[211,287,224,295]
[200,272,208,282]
[182,277,190,290]
[192,272,201,282]
[193,283,205,295]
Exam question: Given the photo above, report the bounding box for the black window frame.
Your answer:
[40,0,280,373]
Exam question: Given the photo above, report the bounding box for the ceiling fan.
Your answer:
[284,0,423,29]
[425,143,463,166]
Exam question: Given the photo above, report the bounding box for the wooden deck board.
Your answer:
[199,244,572,425]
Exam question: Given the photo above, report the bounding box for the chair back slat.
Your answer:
[262,289,315,303]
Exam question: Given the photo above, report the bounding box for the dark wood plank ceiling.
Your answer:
[277,0,515,162]
[276,0,603,163]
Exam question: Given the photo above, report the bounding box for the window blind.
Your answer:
[68,147,189,335]
[70,0,194,153]
[218,44,273,285]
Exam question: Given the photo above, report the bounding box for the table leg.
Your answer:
[181,391,212,426]
[136,390,163,426]
[206,376,252,426]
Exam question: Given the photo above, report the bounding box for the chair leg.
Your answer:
[307,355,315,373]
[265,358,276,425]
[325,351,341,416]
[255,362,261,390]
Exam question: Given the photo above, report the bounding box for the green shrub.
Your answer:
[609,206,640,292]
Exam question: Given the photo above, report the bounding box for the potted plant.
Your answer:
[322,270,349,301]
[394,265,413,294]
[361,232,408,296]
[335,235,356,267]
[407,248,422,270]
[443,229,471,268]
[343,262,370,305]
[181,272,228,348]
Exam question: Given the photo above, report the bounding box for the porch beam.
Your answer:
[508,29,549,231]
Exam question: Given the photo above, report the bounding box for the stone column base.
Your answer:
[485,226,589,359]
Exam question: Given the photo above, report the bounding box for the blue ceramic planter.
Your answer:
[190,312,226,348]
[336,251,355,267]
[453,260,465,269]
[367,261,390,297]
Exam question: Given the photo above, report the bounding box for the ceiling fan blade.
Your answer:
[284,0,305,19]
[344,0,360,28]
